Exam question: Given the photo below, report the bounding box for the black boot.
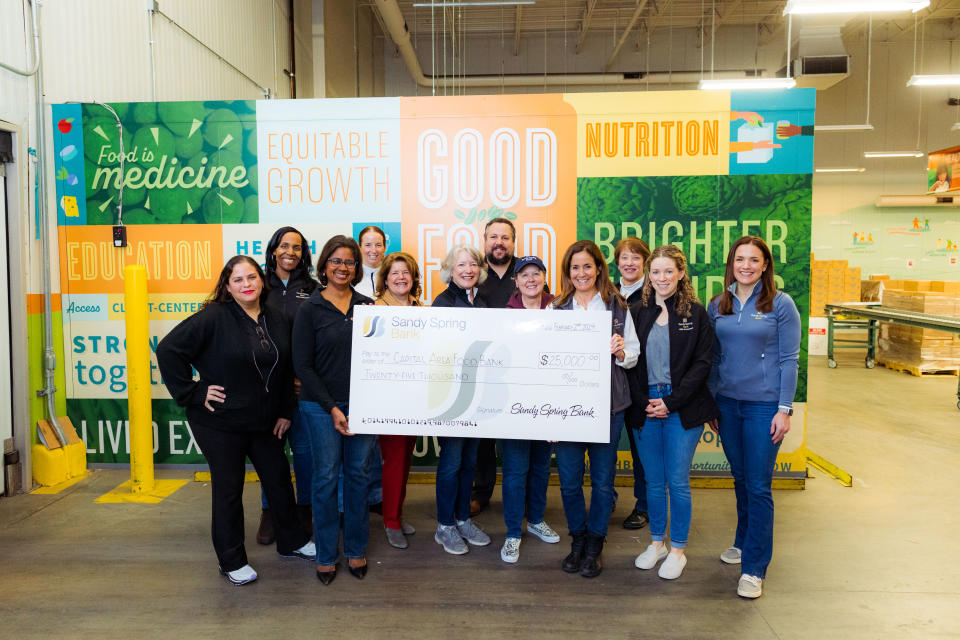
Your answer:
[296,504,313,540]
[562,531,587,573]
[580,532,605,578]
[256,509,275,545]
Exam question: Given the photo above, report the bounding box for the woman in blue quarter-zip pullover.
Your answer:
[707,236,801,600]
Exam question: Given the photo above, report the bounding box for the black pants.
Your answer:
[470,438,498,505]
[191,422,308,572]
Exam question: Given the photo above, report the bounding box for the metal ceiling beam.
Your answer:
[576,0,600,54]
[605,0,652,70]
[757,1,788,46]
[514,6,522,56]
[700,0,744,47]
[642,0,676,37]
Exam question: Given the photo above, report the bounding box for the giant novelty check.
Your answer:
[349,306,612,442]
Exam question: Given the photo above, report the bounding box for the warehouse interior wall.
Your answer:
[323,0,384,98]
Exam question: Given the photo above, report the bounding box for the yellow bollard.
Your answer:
[124,264,155,494]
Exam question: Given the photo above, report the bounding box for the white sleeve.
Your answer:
[617,309,640,370]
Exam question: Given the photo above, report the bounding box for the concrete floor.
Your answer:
[1,354,958,639]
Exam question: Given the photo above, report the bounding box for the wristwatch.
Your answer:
[778,406,793,416]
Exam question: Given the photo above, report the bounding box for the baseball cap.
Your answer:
[514,255,546,274]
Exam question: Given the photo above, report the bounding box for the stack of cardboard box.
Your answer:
[876,278,960,374]
[810,257,863,316]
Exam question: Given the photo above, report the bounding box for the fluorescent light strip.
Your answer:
[412,1,535,6]
[907,74,960,87]
[698,78,797,90]
[863,151,925,158]
[952,122,960,132]
[815,167,866,173]
[784,0,929,15]
[815,124,875,131]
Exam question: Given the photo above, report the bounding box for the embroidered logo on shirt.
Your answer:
[751,312,767,320]
[295,290,311,299]
[677,319,694,331]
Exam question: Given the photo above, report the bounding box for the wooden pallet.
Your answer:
[877,358,959,377]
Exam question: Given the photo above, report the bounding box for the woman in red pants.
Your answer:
[374,252,424,549]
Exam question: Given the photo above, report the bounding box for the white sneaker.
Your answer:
[634,544,668,570]
[526,520,560,543]
[219,564,257,585]
[501,537,521,563]
[279,540,316,560]
[738,574,763,598]
[658,552,687,579]
[720,546,742,565]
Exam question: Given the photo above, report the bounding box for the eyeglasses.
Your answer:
[255,326,270,350]
[327,258,358,268]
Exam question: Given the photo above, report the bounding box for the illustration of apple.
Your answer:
[58,118,73,134]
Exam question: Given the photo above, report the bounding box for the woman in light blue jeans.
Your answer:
[630,245,718,580]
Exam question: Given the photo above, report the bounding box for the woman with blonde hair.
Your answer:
[551,240,639,578]
[431,244,491,555]
[630,245,718,580]
[374,252,423,549]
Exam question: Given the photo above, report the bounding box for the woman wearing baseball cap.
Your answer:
[499,256,560,564]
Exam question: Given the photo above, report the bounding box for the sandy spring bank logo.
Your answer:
[362,315,386,338]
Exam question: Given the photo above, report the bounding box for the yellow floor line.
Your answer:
[805,449,853,487]
[94,478,190,504]
[30,472,89,495]
[191,471,805,490]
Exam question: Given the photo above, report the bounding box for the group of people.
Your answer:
[156,217,801,600]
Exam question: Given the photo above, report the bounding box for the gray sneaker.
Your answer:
[720,546,742,564]
[385,526,408,549]
[501,537,521,563]
[435,524,469,555]
[456,518,491,546]
[401,521,416,535]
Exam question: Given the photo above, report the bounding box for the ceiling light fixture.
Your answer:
[863,151,925,158]
[698,77,797,90]
[951,122,960,132]
[783,0,929,15]
[906,74,960,87]
[815,124,875,131]
[815,167,867,173]
[411,1,535,7]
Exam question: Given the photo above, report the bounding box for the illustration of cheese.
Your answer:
[61,195,79,218]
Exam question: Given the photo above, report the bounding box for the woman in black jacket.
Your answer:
[157,255,315,586]
[629,245,718,581]
[430,244,492,556]
[255,227,317,546]
[292,235,374,585]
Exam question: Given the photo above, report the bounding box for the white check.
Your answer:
[349,306,612,442]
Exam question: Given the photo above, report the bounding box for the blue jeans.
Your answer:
[336,440,382,513]
[300,401,376,565]
[261,406,313,509]
[637,384,703,548]
[436,437,479,526]
[555,411,624,537]
[716,394,781,578]
[500,439,552,539]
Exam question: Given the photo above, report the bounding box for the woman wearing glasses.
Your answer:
[157,255,315,586]
[293,235,375,585]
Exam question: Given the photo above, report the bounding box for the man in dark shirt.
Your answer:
[471,217,518,514]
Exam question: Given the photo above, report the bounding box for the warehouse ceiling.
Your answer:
[380,0,960,46]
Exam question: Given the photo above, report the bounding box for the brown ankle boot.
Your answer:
[256,509,275,545]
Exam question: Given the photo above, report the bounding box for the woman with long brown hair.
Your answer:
[629,245,717,581]
[707,236,800,599]
[550,240,639,578]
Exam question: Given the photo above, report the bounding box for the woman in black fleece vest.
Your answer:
[157,255,315,586]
